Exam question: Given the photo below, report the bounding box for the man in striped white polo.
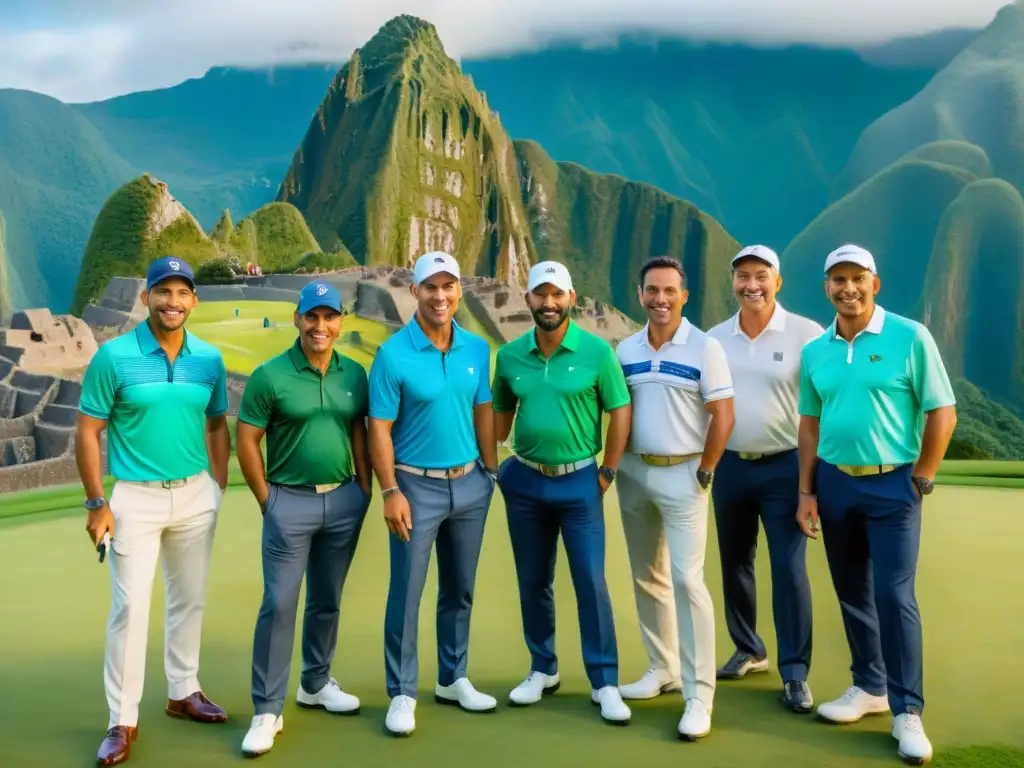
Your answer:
[707,245,824,713]
[615,255,735,741]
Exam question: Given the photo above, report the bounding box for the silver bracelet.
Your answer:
[381,486,400,497]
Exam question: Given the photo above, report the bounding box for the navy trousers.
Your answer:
[384,465,493,698]
[816,460,924,716]
[251,481,370,715]
[498,456,618,690]
[711,449,813,682]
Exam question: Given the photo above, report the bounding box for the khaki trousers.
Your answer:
[103,471,222,728]
[615,452,716,708]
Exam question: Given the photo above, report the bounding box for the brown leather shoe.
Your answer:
[166,691,228,723]
[97,725,137,766]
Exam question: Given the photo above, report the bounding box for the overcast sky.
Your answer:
[0,0,1013,103]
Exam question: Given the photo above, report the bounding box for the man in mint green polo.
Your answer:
[492,260,634,726]
[77,255,231,767]
[796,244,957,766]
[235,280,372,758]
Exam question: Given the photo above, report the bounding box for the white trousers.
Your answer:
[104,471,222,728]
[615,452,716,708]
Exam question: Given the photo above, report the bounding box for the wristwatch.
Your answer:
[696,469,714,489]
[84,496,106,511]
[911,476,934,496]
[381,486,401,498]
[598,465,617,484]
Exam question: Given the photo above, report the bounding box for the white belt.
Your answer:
[514,455,596,477]
[121,472,205,490]
[396,461,477,480]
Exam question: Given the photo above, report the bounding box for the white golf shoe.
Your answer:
[618,667,682,700]
[385,695,417,736]
[816,686,890,724]
[241,713,283,758]
[508,671,561,706]
[893,711,933,765]
[296,677,360,714]
[678,698,712,740]
[435,678,498,712]
[591,685,631,725]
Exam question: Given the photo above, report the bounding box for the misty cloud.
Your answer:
[0,0,1013,102]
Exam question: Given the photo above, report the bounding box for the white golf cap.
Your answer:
[527,261,574,293]
[413,251,461,285]
[824,244,877,275]
[731,245,780,272]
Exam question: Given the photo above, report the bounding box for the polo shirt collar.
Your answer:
[830,305,886,339]
[408,314,466,351]
[639,317,690,349]
[288,339,342,373]
[529,319,581,354]
[135,318,191,356]
[731,303,788,336]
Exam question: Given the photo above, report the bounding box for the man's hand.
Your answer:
[598,474,611,495]
[86,504,115,547]
[796,494,819,540]
[383,491,412,542]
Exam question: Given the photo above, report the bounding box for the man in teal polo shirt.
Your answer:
[368,251,498,737]
[235,281,372,757]
[77,256,231,767]
[796,244,957,766]
[492,261,633,725]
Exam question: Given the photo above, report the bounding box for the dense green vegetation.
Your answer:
[70,175,219,314]
[227,202,322,271]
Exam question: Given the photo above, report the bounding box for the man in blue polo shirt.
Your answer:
[77,256,231,767]
[368,251,499,737]
[797,244,957,766]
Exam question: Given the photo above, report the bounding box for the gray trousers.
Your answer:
[384,465,494,698]
[251,480,370,715]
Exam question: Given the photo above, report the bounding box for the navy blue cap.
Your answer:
[146,256,196,291]
[297,281,343,314]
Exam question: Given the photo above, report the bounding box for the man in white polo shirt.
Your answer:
[615,255,735,741]
[706,245,825,714]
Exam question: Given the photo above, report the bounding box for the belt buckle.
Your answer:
[540,464,560,477]
[314,483,341,494]
[161,478,185,489]
[739,452,764,461]
[449,466,467,480]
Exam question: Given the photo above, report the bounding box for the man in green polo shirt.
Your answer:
[796,245,956,766]
[235,281,372,758]
[492,261,634,725]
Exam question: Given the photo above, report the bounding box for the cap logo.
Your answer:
[545,266,556,273]
[434,256,445,263]
[316,284,328,296]
[169,260,181,271]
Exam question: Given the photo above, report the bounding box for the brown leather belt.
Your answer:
[639,453,700,467]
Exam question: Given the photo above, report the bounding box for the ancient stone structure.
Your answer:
[0,309,107,494]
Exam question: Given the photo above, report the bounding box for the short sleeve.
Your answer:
[237,365,274,428]
[78,344,118,420]
[700,337,734,402]
[798,344,822,418]
[910,326,956,411]
[206,354,229,418]
[596,344,631,411]
[474,345,493,406]
[491,350,518,414]
[368,349,402,421]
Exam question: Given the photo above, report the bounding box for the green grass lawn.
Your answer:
[1,480,1021,767]
[188,301,396,373]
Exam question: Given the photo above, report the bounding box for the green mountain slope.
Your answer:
[837,0,1024,196]
[277,15,536,284]
[0,66,336,313]
[279,16,740,328]
[462,39,938,251]
[924,179,1024,407]
[515,140,738,326]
